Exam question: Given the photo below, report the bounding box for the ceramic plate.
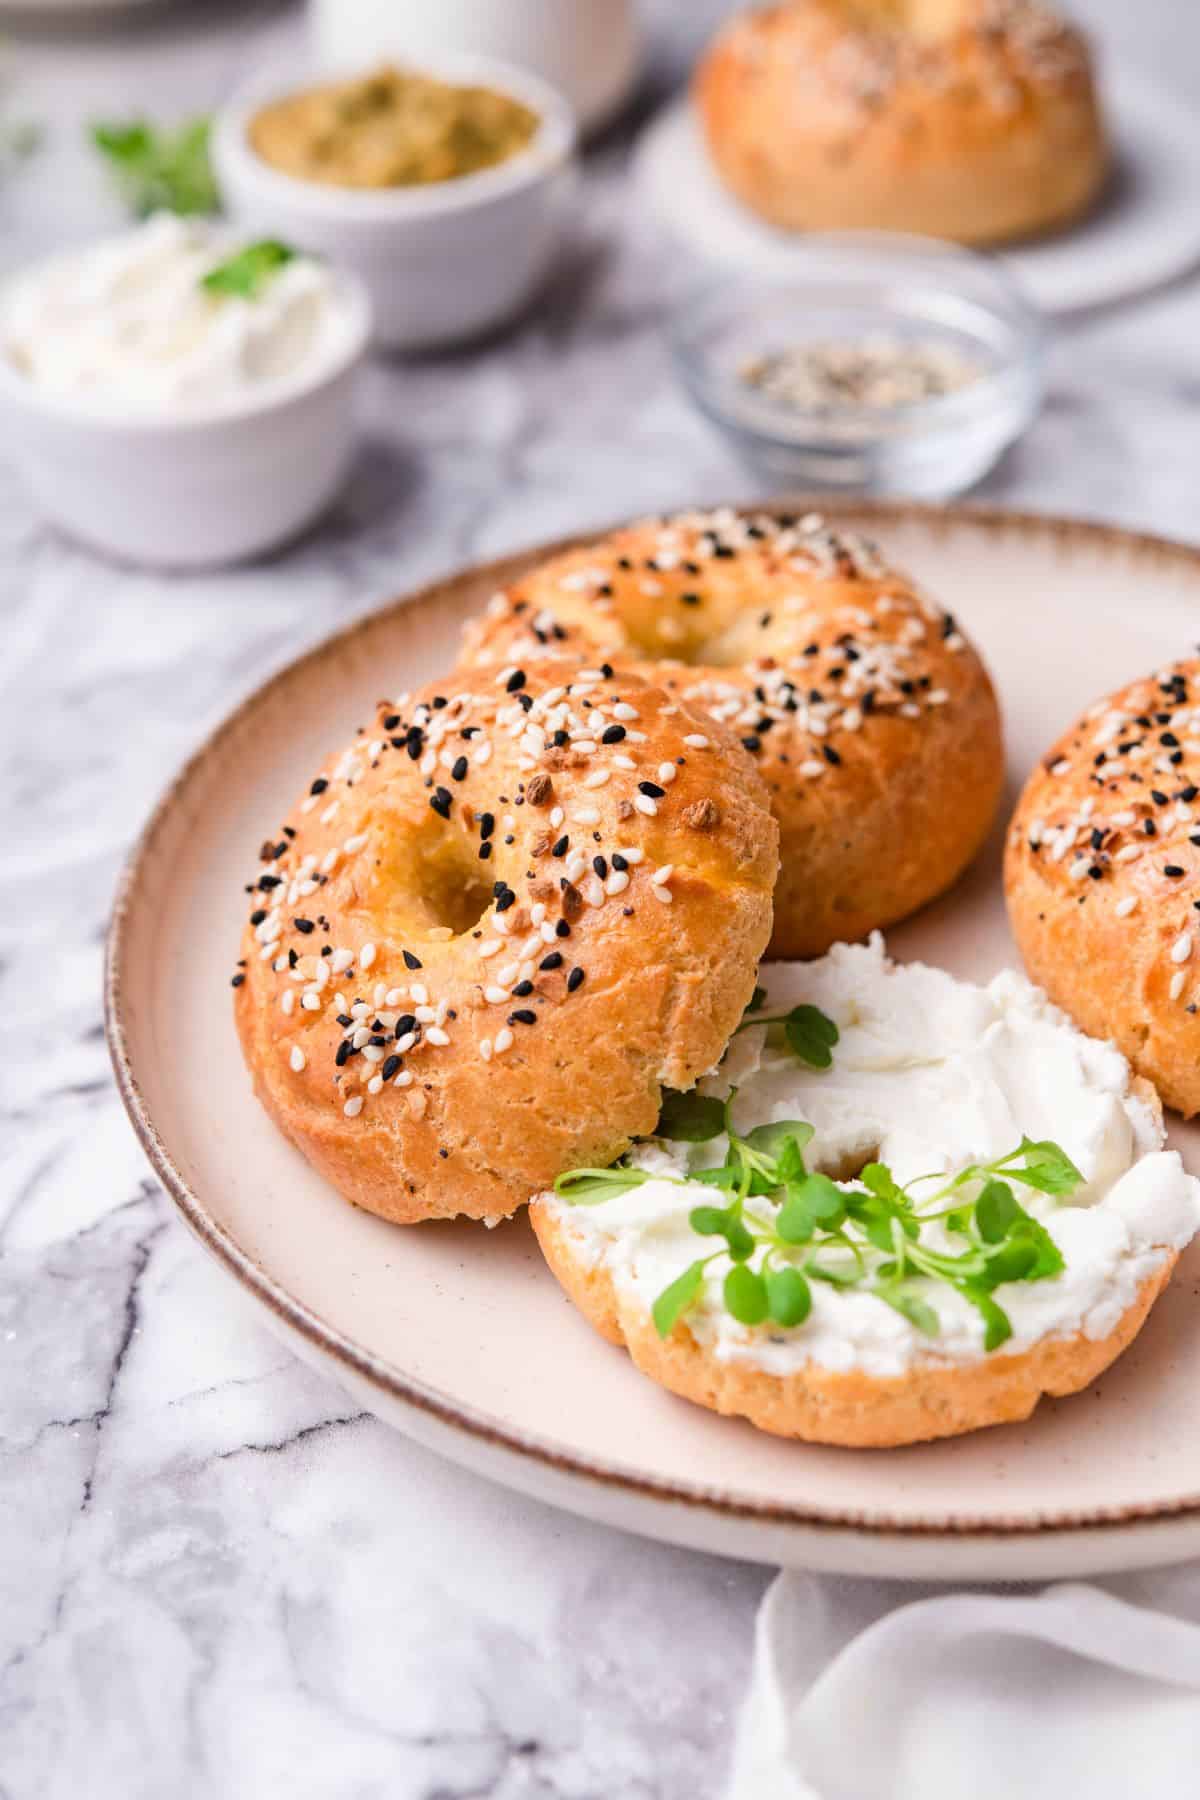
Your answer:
[633,70,1200,315]
[107,503,1200,1581]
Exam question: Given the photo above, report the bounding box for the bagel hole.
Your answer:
[815,1143,881,1184]
[396,822,494,939]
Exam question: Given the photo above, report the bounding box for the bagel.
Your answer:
[694,0,1109,246]
[459,507,1004,960]
[233,660,778,1224]
[1006,657,1200,1118]
[531,940,1200,1447]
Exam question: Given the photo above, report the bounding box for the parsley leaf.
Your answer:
[655,1089,727,1142]
[202,239,296,300]
[785,1004,840,1069]
[652,1260,708,1338]
[91,116,219,216]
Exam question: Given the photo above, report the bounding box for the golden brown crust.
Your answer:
[531,1201,1177,1448]
[234,660,778,1224]
[1005,658,1200,1117]
[458,508,1004,960]
[695,0,1108,245]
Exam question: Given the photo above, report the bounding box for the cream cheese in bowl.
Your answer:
[0,212,357,416]
[540,938,1200,1379]
[0,215,369,567]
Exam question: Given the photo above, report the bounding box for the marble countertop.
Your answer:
[3,2,1199,1795]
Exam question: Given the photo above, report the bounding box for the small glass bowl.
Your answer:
[668,234,1044,499]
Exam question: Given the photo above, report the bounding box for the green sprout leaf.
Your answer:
[655,1089,727,1142]
[745,986,767,1015]
[652,1260,708,1339]
[765,1266,811,1328]
[741,1119,814,1164]
[976,1178,1019,1244]
[1006,1137,1084,1197]
[961,1285,1013,1352]
[688,1205,755,1262]
[784,1004,840,1069]
[724,1264,769,1326]
[777,1171,845,1244]
[202,239,296,301]
[553,1165,647,1205]
[877,1287,940,1336]
[91,116,219,217]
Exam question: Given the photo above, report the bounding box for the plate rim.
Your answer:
[105,497,1200,1546]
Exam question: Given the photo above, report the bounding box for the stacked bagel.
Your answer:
[234,507,1200,1447]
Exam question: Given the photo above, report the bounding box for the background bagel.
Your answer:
[234,660,778,1223]
[531,1201,1176,1448]
[695,0,1108,245]
[460,507,1004,960]
[1006,657,1200,1117]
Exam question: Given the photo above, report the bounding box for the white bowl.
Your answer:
[307,0,642,138]
[212,56,579,352]
[0,270,370,570]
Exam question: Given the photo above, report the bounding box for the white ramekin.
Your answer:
[212,55,579,353]
[307,0,642,138]
[0,270,371,570]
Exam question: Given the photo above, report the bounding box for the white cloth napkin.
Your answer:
[727,1566,1200,1800]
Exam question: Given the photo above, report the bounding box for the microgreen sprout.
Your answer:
[202,239,297,301]
[555,1089,1084,1353]
[91,117,219,217]
[736,995,840,1068]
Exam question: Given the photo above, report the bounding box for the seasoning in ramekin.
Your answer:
[739,334,987,415]
[249,65,540,190]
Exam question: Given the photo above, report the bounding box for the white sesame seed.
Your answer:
[352,1026,371,1049]
[605,870,630,897]
[414,1005,437,1024]
[613,702,639,721]
[1115,895,1138,918]
[617,846,645,865]
[1116,845,1140,864]
[494,1027,514,1054]
[550,805,565,828]
[477,939,503,959]
[613,754,636,771]
[634,793,658,817]
[1051,760,1071,777]
[480,1039,492,1061]
[410,983,429,1005]
[584,769,611,789]
[395,1031,417,1054]
[343,1095,364,1118]
[385,987,405,1006]
[301,993,321,1011]
[1171,971,1187,1000]
[649,883,673,903]
[426,1026,450,1047]
[360,942,377,970]
[651,865,674,885]
[394,1069,413,1087]
[367,1075,384,1095]
[573,806,601,825]
[289,1046,306,1073]
[344,833,368,854]
[484,985,510,1005]
[657,762,677,784]
[362,1045,385,1064]
[331,948,354,974]
[1172,933,1193,964]
[280,990,295,1015]
[683,734,709,749]
[320,848,340,874]
[259,939,280,962]
[582,875,606,907]
[566,854,588,884]
[320,803,339,826]
[540,921,558,943]
[495,962,519,986]
[799,760,825,779]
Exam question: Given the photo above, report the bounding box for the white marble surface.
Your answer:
[2,3,1199,1795]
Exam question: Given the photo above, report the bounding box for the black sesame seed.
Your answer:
[382,713,401,730]
[551,836,569,857]
[506,669,527,693]
[509,1009,537,1025]
[1165,864,1185,877]
[230,973,245,988]
[250,908,266,926]
[430,788,452,820]
[638,781,665,798]
[513,980,534,998]
[403,950,423,970]
[1162,732,1181,748]
[451,756,468,782]
[539,952,564,971]
[601,724,626,745]
[555,920,570,938]
[336,1013,353,1027]
[1144,820,1158,837]
[382,1055,401,1081]
[1152,790,1169,806]
[310,778,328,796]
[566,967,585,993]
[742,736,761,753]
[823,744,842,766]
[479,812,495,839]
[395,1014,417,1036]
[293,917,315,935]
[593,855,608,879]
[611,852,628,871]
[335,1041,352,1068]
[479,842,493,860]
[368,1033,388,1048]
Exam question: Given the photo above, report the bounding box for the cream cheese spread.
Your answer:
[0,213,355,415]
[539,938,1200,1377]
